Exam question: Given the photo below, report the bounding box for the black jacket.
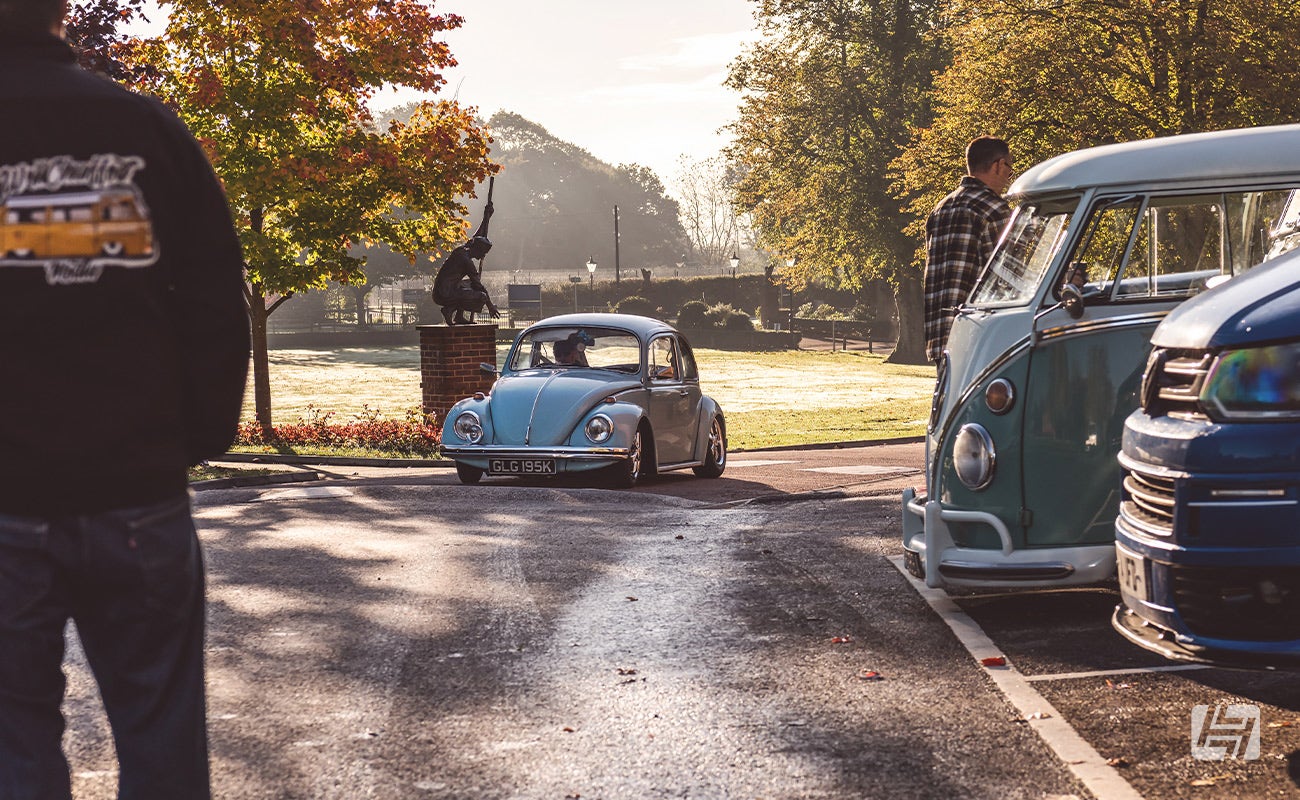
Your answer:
[0,35,250,514]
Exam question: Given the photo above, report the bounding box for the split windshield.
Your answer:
[970,200,1075,306]
[507,327,641,372]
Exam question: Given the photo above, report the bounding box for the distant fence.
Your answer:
[792,318,891,353]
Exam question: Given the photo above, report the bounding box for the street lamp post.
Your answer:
[569,275,582,312]
[586,256,597,311]
[729,251,740,278]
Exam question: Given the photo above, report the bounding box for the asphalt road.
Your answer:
[54,442,1300,798]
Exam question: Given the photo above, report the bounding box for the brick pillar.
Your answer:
[418,324,497,425]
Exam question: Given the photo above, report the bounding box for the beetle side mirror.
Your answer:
[480,362,498,376]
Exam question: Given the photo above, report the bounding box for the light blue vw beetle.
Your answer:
[440,313,727,487]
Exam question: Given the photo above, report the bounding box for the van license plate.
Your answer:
[488,458,556,476]
[1116,544,1148,604]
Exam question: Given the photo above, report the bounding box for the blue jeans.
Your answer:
[0,496,210,800]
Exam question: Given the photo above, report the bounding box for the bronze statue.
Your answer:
[433,191,500,326]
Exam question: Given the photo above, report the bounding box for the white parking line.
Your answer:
[726,459,802,467]
[889,556,1145,800]
[800,465,920,475]
[1024,664,1208,683]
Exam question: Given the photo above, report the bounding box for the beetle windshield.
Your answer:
[970,200,1075,307]
[508,327,641,372]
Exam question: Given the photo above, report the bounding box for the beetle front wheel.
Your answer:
[607,426,648,488]
[455,462,484,485]
[693,416,726,478]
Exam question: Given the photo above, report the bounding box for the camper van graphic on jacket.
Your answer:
[0,153,158,284]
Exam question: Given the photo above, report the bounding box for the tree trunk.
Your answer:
[886,267,928,365]
[248,284,274,431]
[350,284,372,329]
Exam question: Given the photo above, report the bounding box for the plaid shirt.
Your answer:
[923,177,1011,362]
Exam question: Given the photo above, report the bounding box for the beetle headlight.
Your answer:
[452,410,483,443]
[953,423,996,490]
[1200,341,1300,421]
[584,414,613,444]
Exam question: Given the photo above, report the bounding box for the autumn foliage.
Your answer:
[127,0,498,429]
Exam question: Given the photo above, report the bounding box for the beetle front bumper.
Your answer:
[441,444,632,474]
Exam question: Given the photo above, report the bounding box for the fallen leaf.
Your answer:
[562,727,576,733]
[1107,757,1130,768]
[1268,721,1295,728]
[675,535,684,540]
[1024,712,1051,720]
[626,596,638,602]
[1105,679,1132,689]
[980,656,1007,667]
[616,668,638,676]
[859,670,884,681]
[1190,774,1229,787]
[831,636,853,644]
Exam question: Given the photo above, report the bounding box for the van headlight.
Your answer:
[584,414,613,443]
[1200,341,1300,421]
[953,423,996,490]
[452,410,483,443]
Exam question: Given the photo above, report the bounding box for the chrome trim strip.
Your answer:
[1117,451,1192,480]
[442,445,630,460]
[1036,310,1169,342]
[1186,500,1298,508]
[524,371,564,446]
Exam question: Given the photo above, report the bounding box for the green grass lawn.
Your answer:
[244,346,935,452]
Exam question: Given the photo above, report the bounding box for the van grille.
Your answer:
[1120,468,1176,535]
[1141,348,1213,420]
[1172,565,1300,641]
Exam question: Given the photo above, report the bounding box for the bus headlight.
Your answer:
[953,423,996,490]
[585,414,614,443]
[453,410,483,443]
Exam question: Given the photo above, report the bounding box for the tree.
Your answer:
[473,112,688,274]
[672,155,746,267]
[65,0,152,80]
[892,0,1300,275]
[343,242,418,328]
[130,0,496,429]
[727,0,948,363]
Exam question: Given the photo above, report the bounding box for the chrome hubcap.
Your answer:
[629,431,642,478]
[709,419,725,464]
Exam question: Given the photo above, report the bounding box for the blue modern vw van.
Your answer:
[1113,240,1300,668]
[903,125,1300,591]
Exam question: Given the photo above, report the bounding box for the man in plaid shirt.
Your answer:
[923,137,1014,362]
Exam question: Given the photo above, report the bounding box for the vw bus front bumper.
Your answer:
[902,487,1115,590]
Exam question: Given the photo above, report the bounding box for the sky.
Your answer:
[131,1,761,185]
[399,0,760,182]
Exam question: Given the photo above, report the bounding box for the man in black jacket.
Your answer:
[0,2,250,798]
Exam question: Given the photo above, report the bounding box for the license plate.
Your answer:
[488,458,556,476]
[1116,544,1149,604]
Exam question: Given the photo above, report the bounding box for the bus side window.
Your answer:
[1115,194,1231,300]
[1064,199,1139,300]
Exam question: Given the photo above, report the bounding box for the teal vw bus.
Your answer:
[902,125,1300,590]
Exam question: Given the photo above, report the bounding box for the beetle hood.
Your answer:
[1152,249,1300,351]
[488,370,642,445]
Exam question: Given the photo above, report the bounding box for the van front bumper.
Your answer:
[901,487,1115,590]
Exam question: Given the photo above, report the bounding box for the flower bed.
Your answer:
[236,406,440,457]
